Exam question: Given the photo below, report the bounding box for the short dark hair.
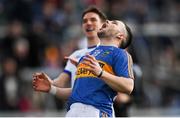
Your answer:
[82,6,107,22]
[119,23,133,49]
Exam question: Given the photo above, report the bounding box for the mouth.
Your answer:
[86,27,94,32]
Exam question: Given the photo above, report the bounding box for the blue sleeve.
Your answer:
[113,50,129,78]
[63,70,71,78]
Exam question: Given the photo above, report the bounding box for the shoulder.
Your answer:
[69,48,87,58]
[113,48,127,57]
[112,48,130,64]
[71,49,85,55]
[125,51,133,60]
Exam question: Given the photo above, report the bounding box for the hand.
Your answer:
[64,56,78,66]
[82,54,102,76]
[114,93,131,104]
[32,72,52,92]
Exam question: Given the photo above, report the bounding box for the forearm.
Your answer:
[53,72,71,88]
[55,87,72,100]
[50,72,72,100]
[100,71,134,94]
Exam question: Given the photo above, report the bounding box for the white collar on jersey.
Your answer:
[87,43,100,49]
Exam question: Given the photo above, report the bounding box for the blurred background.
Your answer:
[0,0,179,117]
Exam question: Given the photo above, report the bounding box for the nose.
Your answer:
[86,20,92,25]
[106,20,109,24]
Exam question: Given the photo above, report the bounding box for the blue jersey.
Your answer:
[68,45,134,116]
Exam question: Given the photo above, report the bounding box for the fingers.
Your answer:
[83,67,93,72]
[33,72,41,77]
[65,56,78,66]
[42,72,48,79]
[33,84,37,90]
[33,72,46,80]
[32,72,44,91]
[32,78,37,90]
[83,54,97,65]
[83,57,95,65]
[32,77,44,91]
[32,75,40,89]
[82,54,100,68]
[64,56,69,60]
[86,54,96,61]
[42,72,53,84]
[82,60,95,69]
[33,73,42,82]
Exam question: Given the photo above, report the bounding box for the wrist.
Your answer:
[49,85,57,95]
[97,69,103,78]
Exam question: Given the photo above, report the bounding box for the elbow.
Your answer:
[114,78,135,94]
[127,85,134,95]
[125,79,134,95]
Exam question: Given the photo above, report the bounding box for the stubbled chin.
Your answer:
[86,32,96,37]
[99,28,103,31]
[97,31,106,38]
[99,28,106,32]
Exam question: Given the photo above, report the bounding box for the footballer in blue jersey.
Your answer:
[66,19,134,117]
[68,45,134,116]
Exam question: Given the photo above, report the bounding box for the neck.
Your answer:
[87,37,100,47]
[100,38,119,48]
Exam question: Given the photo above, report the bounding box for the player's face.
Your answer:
[82,12,103,39]
[98,20,125,39]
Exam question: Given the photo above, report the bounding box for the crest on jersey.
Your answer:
[91,49,102,57]
[101,51,111,57]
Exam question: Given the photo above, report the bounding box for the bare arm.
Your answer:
[53,72,71,88]
[55,88,72,100]
[53,56,78,88]
[100,71,134,94]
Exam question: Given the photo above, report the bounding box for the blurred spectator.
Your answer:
[0,57,21,111]
[32,0,68,43]
[0,20,30,69]
[26,21,48,67]
[4,0,33,24]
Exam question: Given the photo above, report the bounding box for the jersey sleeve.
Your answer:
[113,50,134,79]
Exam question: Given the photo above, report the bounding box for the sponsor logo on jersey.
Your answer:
[75,60,115,79]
